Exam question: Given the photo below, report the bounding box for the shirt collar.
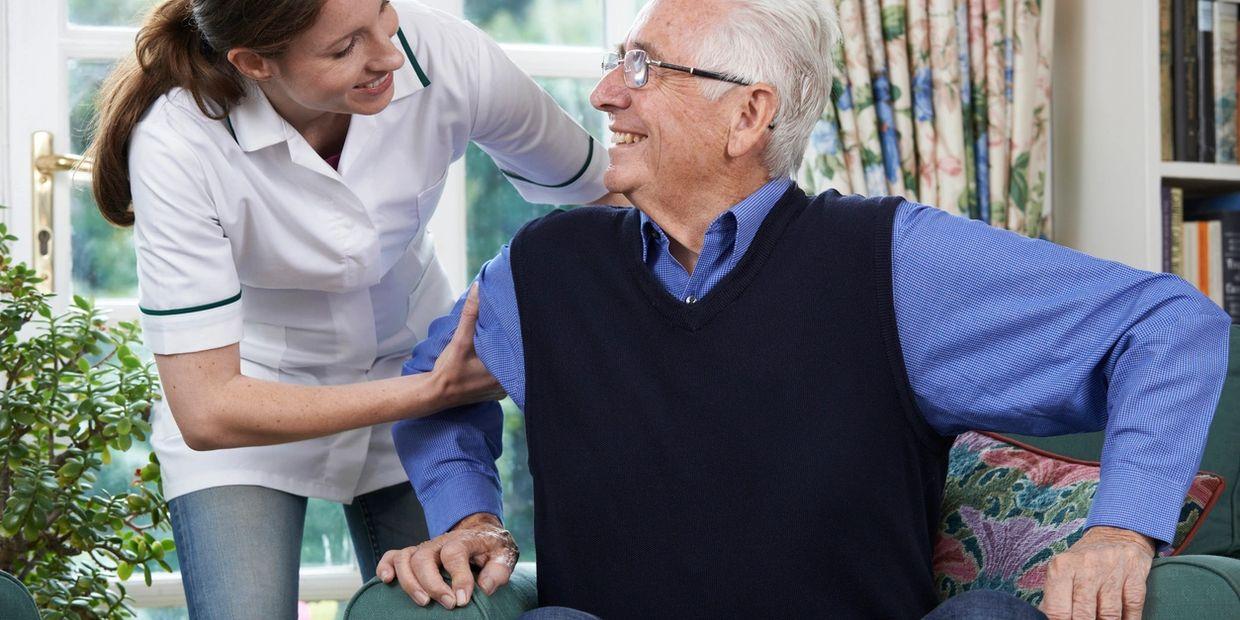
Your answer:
[225,27,429,153]
[639,177,794,262]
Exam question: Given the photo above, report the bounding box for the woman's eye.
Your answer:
[334,38,357,58]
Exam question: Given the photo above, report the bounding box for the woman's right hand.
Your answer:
[428,282,507,410]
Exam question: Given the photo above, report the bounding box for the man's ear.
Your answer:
[726,83,778,159]
[227,48,277,81]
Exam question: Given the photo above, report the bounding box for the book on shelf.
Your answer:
[1160,1,1240,162]
[1199,0,1217,162]
[1216,1,1238,162]
[1165,186,1186,274]
[1164,0,1176,161]
[1223,212,1240,318]
[1175,193,1240,321]
[1172,0,1200,161]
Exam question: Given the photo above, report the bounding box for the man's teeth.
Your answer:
[611,132,647,145]
[358,75,386,89]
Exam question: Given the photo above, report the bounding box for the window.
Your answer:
[47,0,645,613]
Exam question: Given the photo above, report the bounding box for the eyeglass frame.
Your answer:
[602,48,754,89]
[601,48,776,129]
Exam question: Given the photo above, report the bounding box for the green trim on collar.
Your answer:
[140,290,242,316]
[501,136,596,189]
[223,115,238,144]
[397,28,431,88]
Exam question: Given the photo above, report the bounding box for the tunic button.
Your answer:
[685,295,697,304]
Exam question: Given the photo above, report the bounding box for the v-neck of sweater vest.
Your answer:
[623,184,807,332]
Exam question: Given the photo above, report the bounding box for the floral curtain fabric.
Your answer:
[800,0,1056,239]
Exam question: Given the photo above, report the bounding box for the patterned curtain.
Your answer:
[800,0,1056,239]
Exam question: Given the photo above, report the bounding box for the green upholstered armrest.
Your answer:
[1144,555,1240,619]
[345,563,538,620]
[0,571,40,620]
[344,557,1240,620]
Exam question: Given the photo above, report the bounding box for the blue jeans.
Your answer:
[517,590,1045,620]
[168,483,428,620]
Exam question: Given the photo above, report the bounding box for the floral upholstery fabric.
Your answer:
[934,432,1224,605]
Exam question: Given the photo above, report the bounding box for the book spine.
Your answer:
[1163,0,1175,160]
[1200,0,1216,162]
[1210,220,1225,306]
[1180,0,1200,161]
[1200,218,1212,296]
[1222,212,1240,321]
[1185,221,1200,286]
[1172,187,1186,275]
[1163,186,1173,272]
[1216,2,1239,163]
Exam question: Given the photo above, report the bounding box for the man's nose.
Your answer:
[590,66,631,112]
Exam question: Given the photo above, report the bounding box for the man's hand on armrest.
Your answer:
[1039,525,1156,620]
[376,512,518,610]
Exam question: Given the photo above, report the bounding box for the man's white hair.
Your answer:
[691,0,840,179]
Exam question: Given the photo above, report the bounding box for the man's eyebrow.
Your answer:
[629,41,659,58]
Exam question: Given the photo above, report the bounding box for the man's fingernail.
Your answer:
[456,588,469,606]
[440,595,455,609]
[414,591,430,606]
[479,578,492,593]
[379,569,390,581]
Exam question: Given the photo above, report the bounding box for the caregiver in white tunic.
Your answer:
[88,0,609,615]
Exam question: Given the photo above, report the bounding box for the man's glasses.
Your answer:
[602,48,753,90]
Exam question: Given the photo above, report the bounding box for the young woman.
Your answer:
[89,0,611,615]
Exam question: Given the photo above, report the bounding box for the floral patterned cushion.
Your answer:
[934,432,1224,606]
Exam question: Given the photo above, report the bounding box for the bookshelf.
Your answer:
[1052,0,1240,272]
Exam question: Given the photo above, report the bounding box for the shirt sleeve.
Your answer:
[468,29,609,206]
[129,117,243,355]
[393,247,527,535]
[892,201,1231,546]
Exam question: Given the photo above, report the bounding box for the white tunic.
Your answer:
[130,1,608,503]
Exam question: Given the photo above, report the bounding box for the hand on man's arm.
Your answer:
[1040,526,1155,620]
[376,513,519,609]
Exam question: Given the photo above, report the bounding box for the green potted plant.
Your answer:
[0,216,172,618]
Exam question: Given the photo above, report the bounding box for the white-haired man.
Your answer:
[379,0,1228,618]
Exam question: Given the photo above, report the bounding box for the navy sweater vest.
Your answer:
[509,186,952,619]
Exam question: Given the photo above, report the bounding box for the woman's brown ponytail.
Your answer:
[88,0,325,227]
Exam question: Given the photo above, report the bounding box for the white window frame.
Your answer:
[7,0,644,610]
[0,0,8,212]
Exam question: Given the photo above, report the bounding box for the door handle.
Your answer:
[31,130,94,293]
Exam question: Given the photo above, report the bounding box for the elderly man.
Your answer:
[378,0,1228,618]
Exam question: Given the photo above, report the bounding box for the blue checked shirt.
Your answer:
[394,178,1231,546]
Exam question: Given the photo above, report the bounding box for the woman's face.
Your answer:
[264,0,405,117]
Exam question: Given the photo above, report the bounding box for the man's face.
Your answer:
[589,0,735,200]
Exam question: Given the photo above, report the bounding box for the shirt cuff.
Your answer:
[1085,466,1187,550]
[420,471,504,537]
[138,297,243,355]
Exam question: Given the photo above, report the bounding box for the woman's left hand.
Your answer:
[428,282,507,409]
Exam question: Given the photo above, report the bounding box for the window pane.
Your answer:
[465,0,605,47]
[69,59,139,299]
[301,499,357,568]
[465,78,603,560]
[68,0,158,27]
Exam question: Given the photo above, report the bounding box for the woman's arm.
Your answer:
[157,285,504,451]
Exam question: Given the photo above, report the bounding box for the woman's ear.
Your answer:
[726,83,778,159]
[227,48,277,81]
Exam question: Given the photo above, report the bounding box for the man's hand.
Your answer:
[1039,525,1156,620]
[376,513,518,610]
